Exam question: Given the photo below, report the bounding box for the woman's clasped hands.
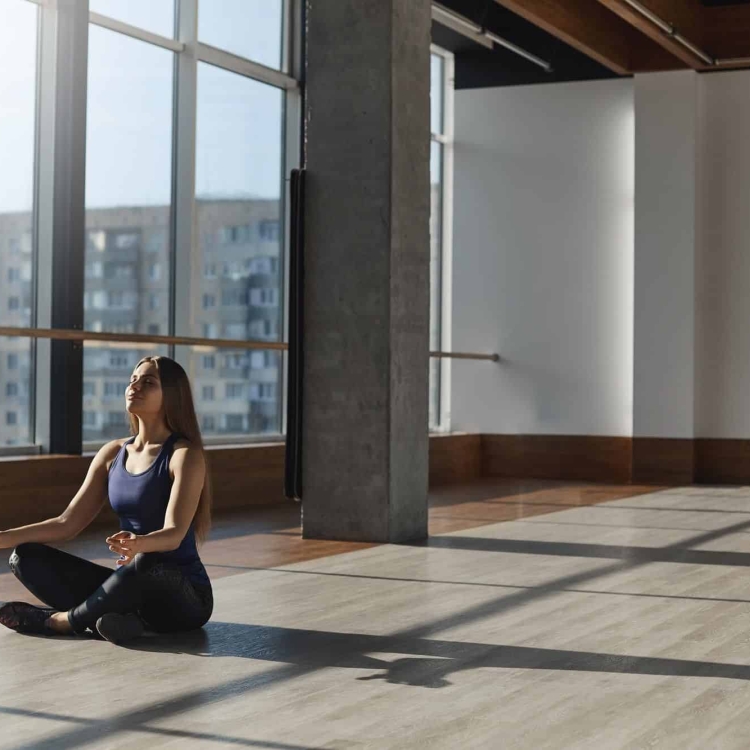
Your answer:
[107,531,140,567]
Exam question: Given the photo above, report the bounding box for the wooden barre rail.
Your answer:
[0,326,500,362]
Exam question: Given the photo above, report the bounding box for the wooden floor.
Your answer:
[21,478,750,748]
[0,478,658,603]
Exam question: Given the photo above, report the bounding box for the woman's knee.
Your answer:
[8,543,47,577]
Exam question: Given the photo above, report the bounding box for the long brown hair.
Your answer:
[128,355,212,543]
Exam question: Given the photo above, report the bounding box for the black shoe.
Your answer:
[0,602,57,635]
[95,613,145,645]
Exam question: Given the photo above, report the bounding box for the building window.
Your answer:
[223,352,246,369]
[226,383,244,399]
[6,412,17,426]
[109,353,130,369]
[222,289,247,307]
[7,354,18,370]
[7,268,20,282]
[258,383,275,400]
[148,293,160,311]
[108,411,127,427]
[250,288,278,307]
[147,324,160,336]
[202,385,215,401]
[224,414,244,432]
[202,294,216,309]
[5,382,18,397]
[220,225,251,244]
[204,263,217,279]
[224,323,245,339]
[113,231,140,250]
[202,323,218,339]
[259,220,280,242]
[83,381,96,397]
[149,262,162,281]
[8,297,19,311]
[86,261,104,279]
[83,411,97,427]
[202,355,215,370]
[202,415,215,431]
[250,351,273,369]
[104,381,128,398]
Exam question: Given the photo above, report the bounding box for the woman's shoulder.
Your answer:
[168,437,205,478]
[95,438,129,471]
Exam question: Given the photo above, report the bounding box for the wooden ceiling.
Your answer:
[491,0,750,73]
[434,0,750,88]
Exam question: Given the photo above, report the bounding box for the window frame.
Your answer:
[6,0,302,456]
[429,44,454,434]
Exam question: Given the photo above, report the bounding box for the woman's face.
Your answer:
[125,361,163,417]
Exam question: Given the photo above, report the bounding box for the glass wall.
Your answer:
[83,25,174,442]
[187,56,285,438]
[0,0,38,446]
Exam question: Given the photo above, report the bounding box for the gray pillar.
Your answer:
[302,0,431,542]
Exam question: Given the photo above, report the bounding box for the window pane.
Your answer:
[183,347,282,438]
[199,0,284,70]
[429,141,443,430]
[186,63,284,437]
[431,54,444,136]
[0,0,38,446]
[84,27,174,444]
[90,0,175,39]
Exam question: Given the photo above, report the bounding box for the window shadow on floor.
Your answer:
[124,620,750,690]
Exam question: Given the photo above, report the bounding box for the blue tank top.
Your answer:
[108,434,210,587]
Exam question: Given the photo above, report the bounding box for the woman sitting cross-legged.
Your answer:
[0,355,213,645]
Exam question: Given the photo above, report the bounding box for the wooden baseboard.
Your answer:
[481,434,632,484]
[429,433,482,485]
[632,438,694,484]
[694,439,750,485]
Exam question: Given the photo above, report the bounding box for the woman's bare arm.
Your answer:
[0,440,123,550]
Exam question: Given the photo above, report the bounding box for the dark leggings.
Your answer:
[9,543,213,634]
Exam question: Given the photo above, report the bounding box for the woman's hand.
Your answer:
[106,531,140,567]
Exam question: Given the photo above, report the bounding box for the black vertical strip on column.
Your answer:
[284,168,305,501]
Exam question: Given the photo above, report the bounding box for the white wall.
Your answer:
[695,70,750,438]
[451,79,634,436]
[633,71,697,438]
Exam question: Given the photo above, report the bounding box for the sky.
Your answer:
[0,0,284,213]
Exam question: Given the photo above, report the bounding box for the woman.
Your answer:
[0,355,213,645]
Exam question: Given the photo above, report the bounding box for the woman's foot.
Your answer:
[0,602,63,635]
[95,613,145,645]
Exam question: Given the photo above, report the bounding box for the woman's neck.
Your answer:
[133,416,171,448]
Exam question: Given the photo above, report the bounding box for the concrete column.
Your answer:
[302,0,431,542]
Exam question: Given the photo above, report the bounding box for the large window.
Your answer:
[0,0,38,447]
[83,25,174,442]
[187,64,285,438]
[429,48,453,432]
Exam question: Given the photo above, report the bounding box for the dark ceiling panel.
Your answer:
[431,0,623,88]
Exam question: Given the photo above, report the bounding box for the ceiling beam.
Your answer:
[594,0,706,69]
[493,0,685,75]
